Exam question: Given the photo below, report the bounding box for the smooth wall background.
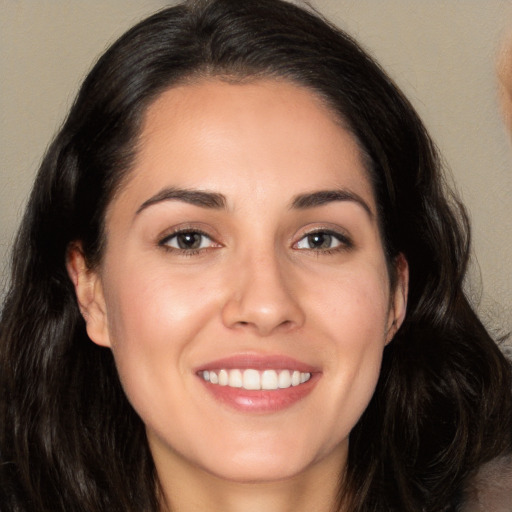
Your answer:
[1,1,512,336]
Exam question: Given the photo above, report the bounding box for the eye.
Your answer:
[295,230,351,251]
[160,231,216,251]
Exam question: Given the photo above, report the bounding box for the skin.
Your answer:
[68,79,408,512]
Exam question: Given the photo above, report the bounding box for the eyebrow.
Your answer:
[290,189,373,218]
[136,187,227,214]
[135,186,373,218]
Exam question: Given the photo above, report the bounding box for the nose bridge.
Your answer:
[221,242,304,335]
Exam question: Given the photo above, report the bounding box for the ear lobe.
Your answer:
[386,253,409,344]
[66,242,111,348]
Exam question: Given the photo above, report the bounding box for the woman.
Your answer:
[1,1,511,511]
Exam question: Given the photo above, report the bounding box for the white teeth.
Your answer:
[218,369,229,386]
[243,369,261,390]
[278,370,291,388]
[228,369,243,388]
[201,369,311,390]
[261,370,278,390]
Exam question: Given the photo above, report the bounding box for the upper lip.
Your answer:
[195,353,320,373]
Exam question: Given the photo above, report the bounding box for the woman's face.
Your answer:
[71,79,407,484]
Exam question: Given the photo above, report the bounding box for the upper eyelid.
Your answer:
[294,225,352,241]
[157,224,220,244]
[158,230,221,254]
[292,227,354,250]
[298,227,348,236]
[160,227,211,240]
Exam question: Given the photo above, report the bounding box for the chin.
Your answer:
[195,435,346,484]
[204,457,309,484]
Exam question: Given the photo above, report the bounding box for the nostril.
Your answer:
[279,320,295,331]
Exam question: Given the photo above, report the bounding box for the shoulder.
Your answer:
[458,454,512,511]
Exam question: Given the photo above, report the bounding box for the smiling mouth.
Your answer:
[200,369,312,390]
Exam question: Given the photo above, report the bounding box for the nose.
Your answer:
[221,250,305,336]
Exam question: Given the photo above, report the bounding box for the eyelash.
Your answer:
[158,228,218,256]
[157,228,353,256]
[293,229,353,255]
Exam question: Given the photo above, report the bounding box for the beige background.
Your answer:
[1,1,511,335]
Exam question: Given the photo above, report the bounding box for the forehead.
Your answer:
[114,78,375,214]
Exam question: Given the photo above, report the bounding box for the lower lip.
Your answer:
[198,374,319,413]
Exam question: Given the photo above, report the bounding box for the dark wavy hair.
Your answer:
[1,1,511,511]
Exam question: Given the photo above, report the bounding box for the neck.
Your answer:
[153,444,347,512]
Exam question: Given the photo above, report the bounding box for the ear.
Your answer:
[66,242,111,348]
[385,253,409,344]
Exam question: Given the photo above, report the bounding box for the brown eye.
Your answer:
[161,231,214,251]
[305,233,334,249]
[176,233,203,249]
[295,230,351,251]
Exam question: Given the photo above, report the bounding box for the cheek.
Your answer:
[101,264,224,406]
[331,271,390,379]
[308,262,391,343]
[100,270,227,458]
[305,266,390,427]
[105,261,222,347]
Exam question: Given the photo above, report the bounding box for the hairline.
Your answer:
[96,71,390,272]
